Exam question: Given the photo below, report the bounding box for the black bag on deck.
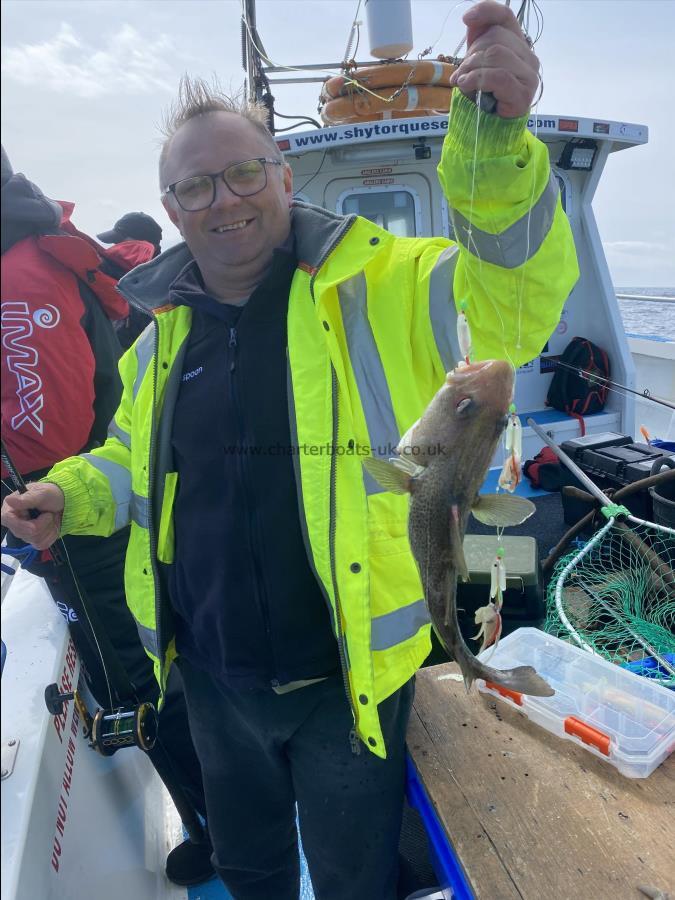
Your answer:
[546,337,610,435]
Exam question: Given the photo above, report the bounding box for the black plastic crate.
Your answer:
[581,442,673,486]
[560,432,632,465]
[561,441,675,527]
[625,450,675,484]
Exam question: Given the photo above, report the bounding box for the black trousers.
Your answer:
[180,658,414,900]
[23,527,207,822]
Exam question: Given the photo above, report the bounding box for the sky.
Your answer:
[2,0,674,286]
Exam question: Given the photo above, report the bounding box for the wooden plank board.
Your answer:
[408,663,675,900]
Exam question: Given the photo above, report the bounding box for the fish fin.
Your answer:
[471,493,536,527]
[362,457,411,494]
[449,507,470,582]
[392,455,424,477]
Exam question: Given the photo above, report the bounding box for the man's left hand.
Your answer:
[449,0,540,119]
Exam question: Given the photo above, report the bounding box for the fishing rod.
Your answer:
[552,359,675,411]
[1,440,206,844]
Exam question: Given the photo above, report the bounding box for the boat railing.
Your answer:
[616,293,675,304]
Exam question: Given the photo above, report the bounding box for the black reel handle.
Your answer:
[478,91,498,114]
[44,683,74,716]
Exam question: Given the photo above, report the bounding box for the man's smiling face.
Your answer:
[161,111,292,275]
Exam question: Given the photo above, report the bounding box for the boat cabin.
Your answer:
[279,112,649,466]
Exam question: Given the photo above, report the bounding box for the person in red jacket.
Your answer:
[1,154,133,479]
[97,212,163,350]
[0,145,214,887]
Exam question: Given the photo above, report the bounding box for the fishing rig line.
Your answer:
[453,0,543,648]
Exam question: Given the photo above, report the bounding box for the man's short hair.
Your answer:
[159,75,283,190]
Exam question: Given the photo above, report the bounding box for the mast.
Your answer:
[241,0,275,128]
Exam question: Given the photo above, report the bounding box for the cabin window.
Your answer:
[338,187,419,237]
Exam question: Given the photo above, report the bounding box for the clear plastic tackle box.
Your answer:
[476,628,675,778]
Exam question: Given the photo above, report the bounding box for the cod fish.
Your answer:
[364,360,554,697]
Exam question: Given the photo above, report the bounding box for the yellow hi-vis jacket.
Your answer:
[48,94,578,757]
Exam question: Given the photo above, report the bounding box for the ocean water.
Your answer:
[616,287,675,340]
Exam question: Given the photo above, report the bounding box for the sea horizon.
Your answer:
[615,287,674,340]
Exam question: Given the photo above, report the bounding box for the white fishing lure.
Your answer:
[498,408,522,492]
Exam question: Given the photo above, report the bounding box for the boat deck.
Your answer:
[407,662,675,899]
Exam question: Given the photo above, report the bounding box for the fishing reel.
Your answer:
[44,684,159,756]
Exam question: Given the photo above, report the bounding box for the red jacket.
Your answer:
[1,182,153,478]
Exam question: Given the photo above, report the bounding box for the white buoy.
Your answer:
[365,0,413,60]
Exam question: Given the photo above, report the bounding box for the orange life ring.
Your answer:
[368,108,444,120]
[321,85,453,126]
[321,108,448,126]
[322,60,456,100]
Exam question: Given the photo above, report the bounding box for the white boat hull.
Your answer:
[1,569,180,900]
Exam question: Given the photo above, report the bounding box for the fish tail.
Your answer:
[434,569,554,698]
[454,641,554,697]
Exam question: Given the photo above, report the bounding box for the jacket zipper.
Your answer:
[305,216,361,750]
[147,314,164,687]
[229,325,278,684]
[329,365,361,754]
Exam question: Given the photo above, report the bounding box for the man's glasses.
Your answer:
[164,157,283,212]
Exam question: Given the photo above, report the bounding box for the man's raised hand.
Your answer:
[449,0,540,119]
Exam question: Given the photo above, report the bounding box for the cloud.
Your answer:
[603,240,672,256]
[1,22,176,98]
[603,239,675,286]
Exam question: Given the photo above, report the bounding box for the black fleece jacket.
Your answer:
[167,246,340,691]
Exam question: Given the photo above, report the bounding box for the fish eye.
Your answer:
[455,398,473,414]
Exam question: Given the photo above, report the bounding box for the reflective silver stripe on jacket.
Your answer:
[81,454,131,530]
[107,419,131,449]
[428,245,461,372]
[133,325,155,400]
[130,493,150,529]
[370,598,430,652]
[337,273,400,496]
[133,617,159,658]
[448,171,559,269]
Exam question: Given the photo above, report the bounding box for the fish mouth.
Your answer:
[446,359,514,410]
[448,361,490,379]
[446,359,511,382]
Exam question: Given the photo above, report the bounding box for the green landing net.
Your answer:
[545,516,675,688]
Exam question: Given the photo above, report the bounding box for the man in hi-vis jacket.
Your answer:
[3,3,578,897]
